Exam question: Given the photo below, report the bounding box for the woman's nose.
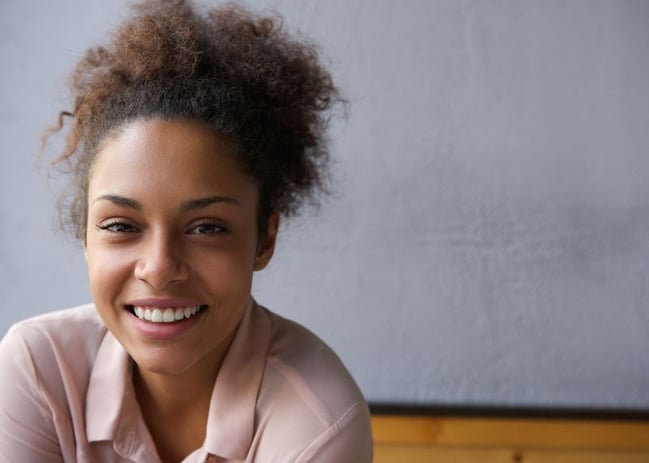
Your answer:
[134,233,189,289]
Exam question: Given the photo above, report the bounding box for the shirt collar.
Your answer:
[86,329,159,460]
[203,300,270,459]
[85,301,271,461]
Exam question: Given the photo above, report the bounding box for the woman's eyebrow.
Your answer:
[91,195,239,211]
[180,196,240,211]
[93,194,141,210]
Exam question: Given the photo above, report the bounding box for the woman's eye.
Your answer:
[189,222,226,235]
[96,221,137,233]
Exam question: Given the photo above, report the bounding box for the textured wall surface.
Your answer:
[1,0,649,407]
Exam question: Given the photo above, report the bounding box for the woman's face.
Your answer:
[84,118,277,378]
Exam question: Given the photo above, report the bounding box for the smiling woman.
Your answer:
[85,120,263,382]
[0,1,371,462]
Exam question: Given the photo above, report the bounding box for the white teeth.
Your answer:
[162,308,175,322]
[151,309,163,322]
[132,305,203,323]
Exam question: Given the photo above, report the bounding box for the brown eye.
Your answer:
[188,222,227,235]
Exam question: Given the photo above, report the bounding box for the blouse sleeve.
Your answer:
[0,327,63,463]
[295,401,373,463]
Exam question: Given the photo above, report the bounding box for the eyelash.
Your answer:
[95,220,227,235]
[96,220,137,233]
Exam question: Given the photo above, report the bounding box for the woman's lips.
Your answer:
[124,298,209,339]
[131,305,204,323]
[126,297,205,308]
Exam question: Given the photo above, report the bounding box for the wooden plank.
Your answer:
[522,450,649,463]
[371,416,649,450]
[372,416,441,445]
[374,445,649,463]
[374,445,513,463]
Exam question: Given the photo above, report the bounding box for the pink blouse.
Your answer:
[0,302,372,462]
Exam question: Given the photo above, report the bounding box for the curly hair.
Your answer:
[45,0,343,240]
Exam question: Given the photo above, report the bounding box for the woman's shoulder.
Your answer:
[263,307,363,397]
[3,304,106,353]
[0,305,114,461]
[0,304,107,391]
[254,306,372,461]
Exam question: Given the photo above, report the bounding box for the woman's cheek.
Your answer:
[87,247,135,298]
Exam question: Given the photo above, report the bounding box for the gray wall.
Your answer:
[2,0,649,408]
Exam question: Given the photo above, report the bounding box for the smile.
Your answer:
[130,305,205,323]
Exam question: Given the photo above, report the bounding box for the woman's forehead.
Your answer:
[88,119,258,208]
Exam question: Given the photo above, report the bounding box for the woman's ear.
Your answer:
[254,210,280,271]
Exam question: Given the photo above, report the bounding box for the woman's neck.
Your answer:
[133,330,236,462]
